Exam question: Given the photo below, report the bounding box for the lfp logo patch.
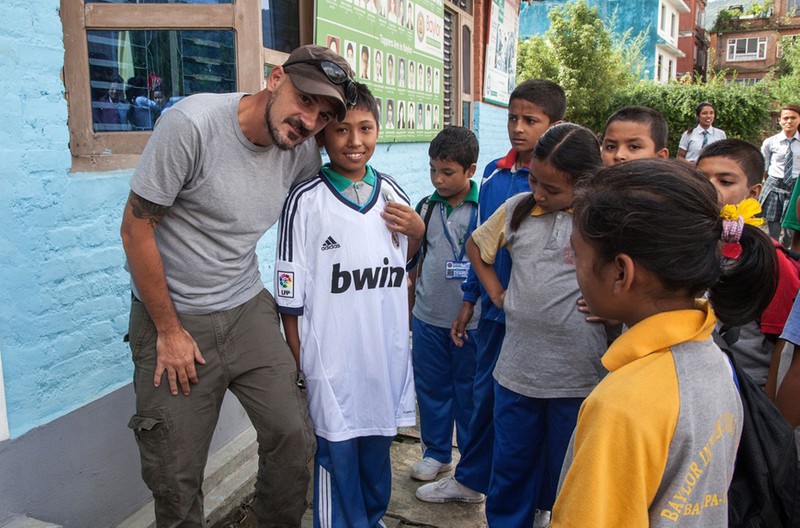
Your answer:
[278,272,294,298]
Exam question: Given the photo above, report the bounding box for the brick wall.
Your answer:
[0,0,133,438]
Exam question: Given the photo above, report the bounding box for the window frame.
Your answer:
[726,36,768,62]
[443,0,473,128]
[61,0,263,172]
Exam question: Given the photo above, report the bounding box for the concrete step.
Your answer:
[115,427,258,528]
[0,516,62,528]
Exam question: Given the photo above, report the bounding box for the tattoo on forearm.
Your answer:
[129,192,168,228]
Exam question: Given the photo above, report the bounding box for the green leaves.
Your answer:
[515,0,792,149]
[516,0,644,130]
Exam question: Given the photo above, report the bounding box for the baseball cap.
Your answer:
[282,45,355,121]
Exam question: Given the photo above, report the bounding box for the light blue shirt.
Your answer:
[762,130,800,180]
[781,295,800,346]
[678,125,726,162]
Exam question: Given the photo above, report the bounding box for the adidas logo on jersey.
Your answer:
[321,236,341,251]
[331,258,404,294]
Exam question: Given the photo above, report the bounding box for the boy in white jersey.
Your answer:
[275,83,425,527]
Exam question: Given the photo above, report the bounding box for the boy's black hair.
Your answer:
[350,82,380,128]
[603,105,669,151]
[781,103,800,115]
[696,139,765,187]
[428,126,479,170]
[508,79,566,124]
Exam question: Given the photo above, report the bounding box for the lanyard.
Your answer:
[439,202,478,262]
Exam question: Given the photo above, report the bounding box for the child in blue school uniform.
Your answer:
[409,126,480,482]
[415,79,567,505]
[467,123,609,527]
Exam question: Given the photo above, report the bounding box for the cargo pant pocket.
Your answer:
[128,298,156,364]
[128,411,178,502]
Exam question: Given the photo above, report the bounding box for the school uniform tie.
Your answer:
[702,130,709,147]
[786,138,796,179]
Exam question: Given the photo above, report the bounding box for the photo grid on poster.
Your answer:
[317,0,444,142]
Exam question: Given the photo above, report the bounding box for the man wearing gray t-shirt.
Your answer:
[120,45,356,527]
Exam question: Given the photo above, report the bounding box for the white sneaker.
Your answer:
[534,509,551,528]
[415,476,485,503]
[410,457,454,481]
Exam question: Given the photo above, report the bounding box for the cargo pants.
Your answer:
[127,289,315,527]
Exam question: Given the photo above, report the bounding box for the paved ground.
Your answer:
[218,427,486,528]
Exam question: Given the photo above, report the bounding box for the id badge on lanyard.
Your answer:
[445,260,471,280]
[441,203,477,280]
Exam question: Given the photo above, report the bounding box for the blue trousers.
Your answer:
[453,318,505,493]
[486,383,583,527]
[412,317,477,462]
[313,435,394,528]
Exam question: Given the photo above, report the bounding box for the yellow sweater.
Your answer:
[552,301,742,527]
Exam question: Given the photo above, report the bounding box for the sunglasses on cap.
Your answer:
[283,59,358,106]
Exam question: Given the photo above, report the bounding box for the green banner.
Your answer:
[316,0,444,142]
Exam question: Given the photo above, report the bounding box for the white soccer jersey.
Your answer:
[275,171,416,442]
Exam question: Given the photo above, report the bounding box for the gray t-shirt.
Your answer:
[485,193,607,398]
[713,320,773,387]
[129,93,322,314]
[413,199,481,329]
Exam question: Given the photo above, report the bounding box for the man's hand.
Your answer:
[154,327,205,396]
[451,301,475,347]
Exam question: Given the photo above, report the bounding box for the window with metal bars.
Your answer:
[443,9,454,126]
[442,2,473,128]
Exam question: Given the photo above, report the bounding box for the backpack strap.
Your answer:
[416,196,436,275]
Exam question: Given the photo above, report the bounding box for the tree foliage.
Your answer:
[610,76,774,153]
[516,0,644,130]
[771,36,800,107]
[515,0,791,147]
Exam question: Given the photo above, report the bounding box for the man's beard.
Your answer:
[265,90,310,151]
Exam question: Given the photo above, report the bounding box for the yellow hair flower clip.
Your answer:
[720,198,764,259]
[720,198,765,227]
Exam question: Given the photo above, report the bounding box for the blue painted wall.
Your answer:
[519,0,660,80]
[0,0,132,438]
[0,0,512,440]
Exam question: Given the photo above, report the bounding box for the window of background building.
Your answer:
[789,0,799,15]
[671,13,676,40]
[443,0,473,128]
[695,5,704,27]
[62,0,291,171]
[726,36,768,61]
[657,53,663,81]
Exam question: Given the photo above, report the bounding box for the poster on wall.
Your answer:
[316,0,444,142]
[483,0,519,106]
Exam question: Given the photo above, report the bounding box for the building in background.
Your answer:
[0,0,520,525]
[710,0,800,83]
[677,0,711,79]
[519,0,691,82]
